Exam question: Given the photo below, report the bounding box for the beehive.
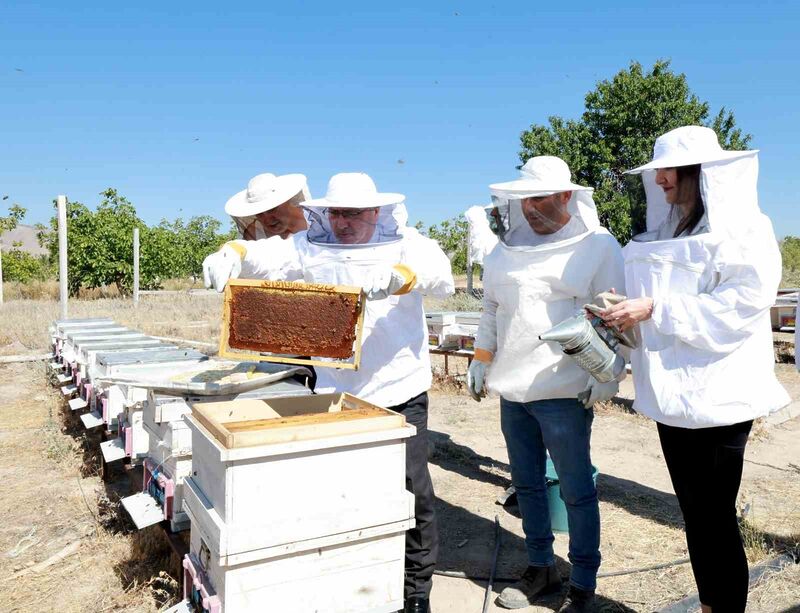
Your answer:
[184,393,415,558]
[181,392,415,612]
[219,279,365,370]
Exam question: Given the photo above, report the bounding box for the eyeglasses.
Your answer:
[324,208,376,220]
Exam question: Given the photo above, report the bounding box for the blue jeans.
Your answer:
[500,397,601,591]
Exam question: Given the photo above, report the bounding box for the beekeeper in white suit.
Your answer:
[203,172,310,290]
[204,172,454,613]
[603,126,789,613]
[467,156,624,612]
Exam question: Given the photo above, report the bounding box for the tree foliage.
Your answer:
[780,236,800,274]
[0,203,26,235]
[1,249,52,282]
[519,60,751,243]
[38,189,235,295]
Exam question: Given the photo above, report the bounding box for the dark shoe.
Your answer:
[557,585,595,612]
[404,596,429,613]
[497,564,562,609]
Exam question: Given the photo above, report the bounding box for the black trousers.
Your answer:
[389,391,439,600]
[658,420,753,612]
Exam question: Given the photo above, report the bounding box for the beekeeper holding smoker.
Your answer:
[204,172,454,613]
[203,172,311,290]
[602,126,789,613]
[467,156,625,612]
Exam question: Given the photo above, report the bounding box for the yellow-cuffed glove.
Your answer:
[364,264,417,300]
[202,242,246,292]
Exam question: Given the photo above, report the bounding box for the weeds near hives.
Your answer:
[775,340,796,364]
[739,503,800,564]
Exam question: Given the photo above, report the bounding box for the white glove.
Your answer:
[578,379,619,408]
[365,265,414,301]
[467,359,489,402]
[202,245,243,292]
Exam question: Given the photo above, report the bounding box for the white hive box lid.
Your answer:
[426,311,458,325]
[65,327,133,341]
[98,360,308,396]
[80,339,180,366]
[455,311,482,325]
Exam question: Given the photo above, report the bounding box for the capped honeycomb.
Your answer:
[225,281,362,360]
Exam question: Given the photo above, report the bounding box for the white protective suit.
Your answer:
[464,205,498,266]
[475,157,626,403]
[236,193,454,408]
[623,126,789,428]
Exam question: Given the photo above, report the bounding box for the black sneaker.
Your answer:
[497,564,562,609]
[557,585,595,612]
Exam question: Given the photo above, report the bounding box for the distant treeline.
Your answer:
[2,189,235,295]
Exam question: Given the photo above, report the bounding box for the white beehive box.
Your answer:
[75,338,164,373]
[184,392,415,561]
[50,318,115,354]
[184,512,409,613]
[180,392,415,613]
[125,378,313,532]
[61,328,138,362]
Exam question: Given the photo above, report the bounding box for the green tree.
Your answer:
[519,60,751,243]
[1,248,52,282]
[38,189,238,295]
[1,203,26,234]
[780,236,800,272]
[426,216,469,274]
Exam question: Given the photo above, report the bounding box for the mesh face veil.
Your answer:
[305,203,406,246]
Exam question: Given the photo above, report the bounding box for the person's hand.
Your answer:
[202,245,243,292]
[577,379,619,408]
[467,359,489,402]
[364,265,416,300]
[601,297,654,332]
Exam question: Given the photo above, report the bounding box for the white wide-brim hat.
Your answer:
[489,156,591,197]
[225,173,308,217]
[303,172,404,209]
[626,126,757,174]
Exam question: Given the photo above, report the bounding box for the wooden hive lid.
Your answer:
[190,392,405,449]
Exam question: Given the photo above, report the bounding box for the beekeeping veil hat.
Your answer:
[464,205,499,265]
[304,172,408,246]
[625,126,760,239]
[225,173,310,238]
[487,156,599,248]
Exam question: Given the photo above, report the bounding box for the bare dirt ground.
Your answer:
[0,295,798,612]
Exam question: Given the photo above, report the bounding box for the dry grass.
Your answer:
[1,278,205,301]
[0,361,178,612]
[0,292,222,355]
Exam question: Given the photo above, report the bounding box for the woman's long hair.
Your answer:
[673,164,705,237]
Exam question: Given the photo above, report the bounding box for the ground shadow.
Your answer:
[597,473,684,530]
[430,429,511,489]
[435,496,638,612]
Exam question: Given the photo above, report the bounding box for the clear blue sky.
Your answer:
[1,1,798,235]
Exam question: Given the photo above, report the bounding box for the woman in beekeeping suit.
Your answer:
[206,172,454,613]
[203,172,311,289]
[603,126,789,613]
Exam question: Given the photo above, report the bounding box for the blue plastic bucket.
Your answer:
[545,457,599,533]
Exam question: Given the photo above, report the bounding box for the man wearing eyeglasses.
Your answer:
[204,172,454,613]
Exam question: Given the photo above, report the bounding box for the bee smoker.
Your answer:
[539,306,631,384]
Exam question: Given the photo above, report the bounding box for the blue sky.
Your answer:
[1,1,798,236]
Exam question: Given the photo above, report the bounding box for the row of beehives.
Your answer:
[48,318,416,613]
[426,311,480,351]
